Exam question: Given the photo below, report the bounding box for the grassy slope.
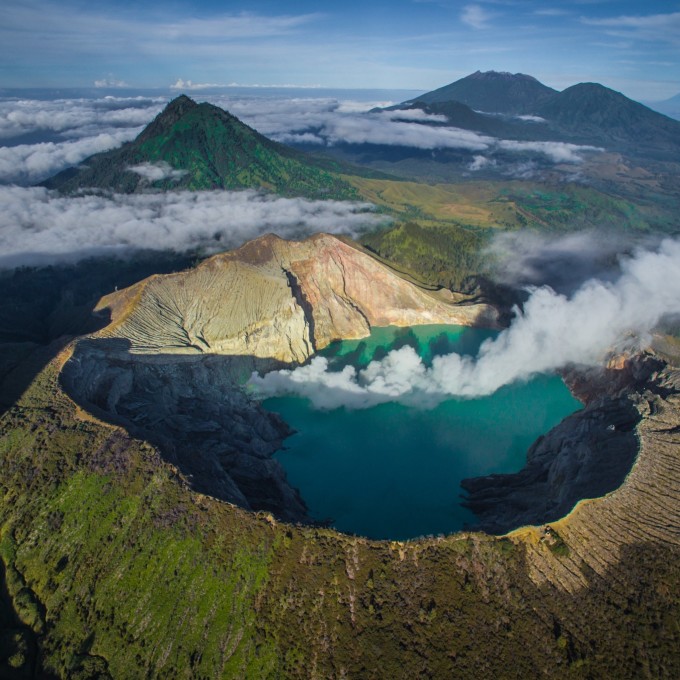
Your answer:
[350,177,679,289]
[0,349,678,679]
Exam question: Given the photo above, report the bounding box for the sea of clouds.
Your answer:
[1,90,677,406]
[0,90,602,270]
[0,185,384,268]
[0,91,601,186]
[250,238,680,408]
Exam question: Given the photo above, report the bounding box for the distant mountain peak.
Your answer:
[469,70,541,83]
[167,93,197,108]
[410,70,556,114]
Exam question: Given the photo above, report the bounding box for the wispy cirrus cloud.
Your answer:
[582,11,680,45]
[460,5,495,30]
[534,9,570,18]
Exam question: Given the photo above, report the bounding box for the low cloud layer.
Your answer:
[0,131,141,184]
[250,239,680,408]
[0,93,603,186]
[0,95,165,184]
[0,95,163,141]
[204,94,599,163]
[0,186,385,269]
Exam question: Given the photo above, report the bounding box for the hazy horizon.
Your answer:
[1,1,678,101]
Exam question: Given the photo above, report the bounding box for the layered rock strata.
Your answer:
[96,233,498,362]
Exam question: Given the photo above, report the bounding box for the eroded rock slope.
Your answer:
[97,233,497,362]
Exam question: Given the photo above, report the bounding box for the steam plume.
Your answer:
[250,239,680,409]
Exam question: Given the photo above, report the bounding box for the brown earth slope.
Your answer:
[96,233,497,362]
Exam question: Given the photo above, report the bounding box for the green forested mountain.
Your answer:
[533,82,680,159]
[42,95,357,199]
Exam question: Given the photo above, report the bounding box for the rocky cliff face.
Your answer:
[461,353,676,541]
[61,341,308,521]
[97,233,498,363]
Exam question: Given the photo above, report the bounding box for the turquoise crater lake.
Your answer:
[264,325,582,540]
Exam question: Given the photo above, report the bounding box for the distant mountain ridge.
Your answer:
[410,70,557,114]
[405,71,680,160]
[43,95,357,199]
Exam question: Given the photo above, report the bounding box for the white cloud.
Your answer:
[251,239,680,408]
[128,161,188,182]
[583,11,680,30]
[198,95,494,151]
[321,113,493,150]
[461,5,494,30]
[582,11,680,46]
[203,95,600,160]
[170,78,223,91]
[382,109,449,123]
[0,130,141,184]
[94,78,129,88]
[497,140,603,163]
[0,186,385,269]
[0,96,163,140]
[0,93,604,189]
[468,155,496,171]
[515,114,547,123]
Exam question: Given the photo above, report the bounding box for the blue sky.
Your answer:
[1,1,679,99]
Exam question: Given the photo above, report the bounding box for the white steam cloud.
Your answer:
[0,186,385,269]
[250,239,680,409]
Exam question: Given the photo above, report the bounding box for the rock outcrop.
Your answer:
[97,233,498,362]
[61,340,308,522]
[461,354,668,536]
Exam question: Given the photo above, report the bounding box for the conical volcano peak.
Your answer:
[164,93,198,113]
[42,95,355,199]
[136,94,199,142]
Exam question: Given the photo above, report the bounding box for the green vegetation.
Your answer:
[44,97,358,200]
[362,220,486,290]
[0,352,677,678]
[5,87,679,677]
[350,176,678,290]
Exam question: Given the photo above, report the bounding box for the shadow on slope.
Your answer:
[0,252,196,418]
[60,339,309,524]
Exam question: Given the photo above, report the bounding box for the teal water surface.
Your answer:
[265,325,581,540]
